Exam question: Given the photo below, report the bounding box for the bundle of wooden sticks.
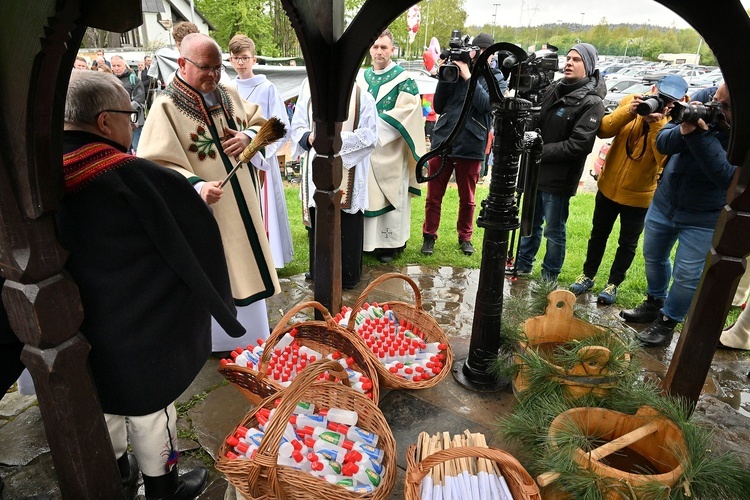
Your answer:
[417,430,515,500]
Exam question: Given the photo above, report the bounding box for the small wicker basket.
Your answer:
[216,359,396,500]
[345,272,453,390]
[404,444,541,500]
[219,301,381,403]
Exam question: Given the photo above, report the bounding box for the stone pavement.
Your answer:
[1,265,749,499]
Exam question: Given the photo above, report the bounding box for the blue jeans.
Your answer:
[516,191,571,281]
[131,126,142,154]
[642,203,714,322]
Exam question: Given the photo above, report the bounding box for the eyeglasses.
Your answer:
[184,57,224,74]
[98,109,139,123]
[230,56,255,63]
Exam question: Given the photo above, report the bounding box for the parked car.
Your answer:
[603,83,652,113]
[606,78,642,93]
[606,67,650,81]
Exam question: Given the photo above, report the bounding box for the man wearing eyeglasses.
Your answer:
[623,83,737,347]
[138,33,280,354]
[59,69,243,499]
[228,34,293,270]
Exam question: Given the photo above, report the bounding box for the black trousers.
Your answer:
[583,191,648,286]
[307,207,364,289]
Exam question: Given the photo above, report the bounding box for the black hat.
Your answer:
[472,33,494,49]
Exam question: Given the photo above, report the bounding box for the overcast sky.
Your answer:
[464,0,750,29]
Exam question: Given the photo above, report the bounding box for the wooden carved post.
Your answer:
[279,0,417,315]
[0,0,141,496]
[656,0,750,405]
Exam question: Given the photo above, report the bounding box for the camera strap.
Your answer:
[625,120,649,161]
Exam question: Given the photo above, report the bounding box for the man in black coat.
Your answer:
[421,33,507,257]
[59,69,244,499]
[515,43,606,281]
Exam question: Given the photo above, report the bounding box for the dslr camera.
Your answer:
[670,101,725,125]
[636,94,666,116]
[438,30,478,84]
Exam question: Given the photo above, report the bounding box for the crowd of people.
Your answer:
[0,24,743,500]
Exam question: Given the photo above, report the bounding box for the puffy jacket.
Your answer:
[596,93,670,208]
[116,68,146,127]
[536,71,606,196]
[653,123,736,228]
[431,68,506,160]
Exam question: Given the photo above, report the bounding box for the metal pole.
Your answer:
[492,3,501,40]
[452,97,532,391]
[190,0,195,23]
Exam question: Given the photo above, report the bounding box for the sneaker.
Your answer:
[569,274,595,295]
[597,283,618,305]
[459,240,475,256]
[636,315,678,347]
[513,268,532,277]
[620,295,665,323]
[421,235,436,255]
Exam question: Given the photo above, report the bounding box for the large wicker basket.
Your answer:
[345,272,453,390]
[216,359,396,499]
[404,444,541,500]
[219,301,381,403]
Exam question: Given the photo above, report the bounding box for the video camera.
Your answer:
[501,46,559,106]
[438,30,479,84]
[670,101,725,125]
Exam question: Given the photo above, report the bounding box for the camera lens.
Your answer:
[636,96,663,116]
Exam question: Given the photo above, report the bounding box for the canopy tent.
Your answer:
[150,49,308,101]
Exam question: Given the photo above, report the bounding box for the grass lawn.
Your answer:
[280,184,653,310]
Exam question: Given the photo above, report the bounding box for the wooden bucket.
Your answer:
[539,406,687,499]
[513,290,630,399]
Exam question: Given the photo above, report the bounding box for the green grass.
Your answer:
[279,185,648,310]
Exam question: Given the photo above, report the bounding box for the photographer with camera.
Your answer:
[569,75,688,305]
[514,43,606,281]
[621,83,736,347]
[421,32,507,256]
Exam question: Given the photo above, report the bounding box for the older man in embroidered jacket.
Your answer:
[138,33,280,353]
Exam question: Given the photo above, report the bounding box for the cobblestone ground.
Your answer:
[1,266,748,499]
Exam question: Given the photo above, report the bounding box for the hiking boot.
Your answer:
[569,274,595,295]
[459,240,475,256]
[620,295,664,323]
[421,235,436,255]
[597,283,618,305]
[636,315,678,347]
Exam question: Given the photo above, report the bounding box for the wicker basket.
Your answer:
[216,359,396,500]
[404,444,541,500]
[219,301,381,404]
[345,272,453,390]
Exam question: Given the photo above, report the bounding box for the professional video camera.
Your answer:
[670,101,725,125]
[500,46,559,107]
[636,94,666,116]
[438,30,478,84]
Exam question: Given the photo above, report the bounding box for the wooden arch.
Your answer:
[0,0,748,496]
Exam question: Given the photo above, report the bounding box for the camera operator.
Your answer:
[421,33,507,256]
[514,43,606,281]
[622,83,737,347]
[569,75,688,305]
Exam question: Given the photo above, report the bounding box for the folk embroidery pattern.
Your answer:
[188,126,217,161]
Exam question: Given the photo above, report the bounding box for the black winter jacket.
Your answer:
[536,71,606,196]
[431,68,506,160]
